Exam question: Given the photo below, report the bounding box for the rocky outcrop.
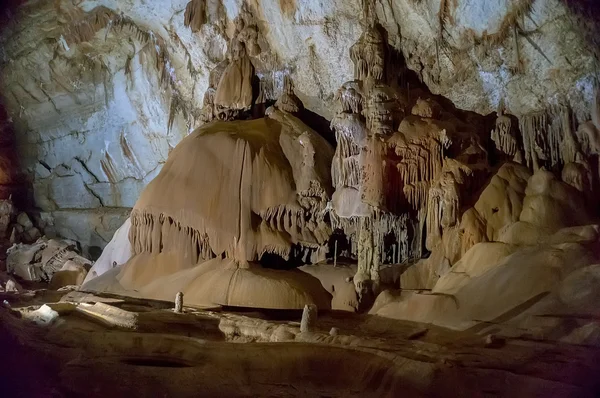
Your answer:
[373,165,600,336]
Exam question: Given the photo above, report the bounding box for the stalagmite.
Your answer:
[333,240,338,267]
[174,292,184,313]
[300,303,317,333]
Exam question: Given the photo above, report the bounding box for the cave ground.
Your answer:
[1,287,599,397]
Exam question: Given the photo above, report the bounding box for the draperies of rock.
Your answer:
[491,100,523,163]
[213,40,255,119]
[201,4,266,122]
[184,0,207,32]
[128,114,333,270]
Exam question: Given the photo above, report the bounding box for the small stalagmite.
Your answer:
[175,291,184,313]
[300,303,318,333]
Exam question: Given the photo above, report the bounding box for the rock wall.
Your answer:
[0,0,597,251]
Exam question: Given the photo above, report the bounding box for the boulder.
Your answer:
[16,212,33,229]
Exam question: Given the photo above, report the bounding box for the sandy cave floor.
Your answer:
[1,286,600,397]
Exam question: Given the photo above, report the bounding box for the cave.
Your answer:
[1,0,600,396]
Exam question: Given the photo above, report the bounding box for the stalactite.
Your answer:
[364,85,399,135]
[213,40,254,119]
[349,23,385,81]
[183,0,206,32]
[200,88,216,123]
[129,210,218,264]
[335,81,364,114]
[491,101,522,162]
[519,104,577,171]
[275,75,303,113]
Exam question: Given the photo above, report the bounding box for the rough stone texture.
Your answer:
[0,0,598,246]
[40,208,130,257]
[16,237,92,281]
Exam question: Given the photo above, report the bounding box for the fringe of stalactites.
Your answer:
[349,24,385,81]
[129,209,297,263]
[394,139,446,186]
[62,6,113,45]
[331,129,362,189]
[474,0,535,48]
[492,116,519,158]
[129,210,215,264]
[403,181,430,210]
[330,210,413,265]
[520,105,575,170]
[335,83,364,114]
[258,245,292,262]
[260,203,332,247]
[184,0,207,32]
[60,3,206,134]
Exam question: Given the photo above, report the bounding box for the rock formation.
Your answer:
[1,2,600,396]
[71,0,600,321]
[326,9,489,303]
[300,304,317,333]
[6,236,92,286]
[83,83,335,309]
[0,0,597,255]
[174,291,184,313]
[212,39,254,120]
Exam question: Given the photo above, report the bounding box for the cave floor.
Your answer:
[1,288,599,397]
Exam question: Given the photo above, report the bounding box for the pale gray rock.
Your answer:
[83,217,132,284]
[0,199,16,239]
[6,237,92,282]
[16,212,33,229]
[300,304,318,333]
[22,227,42,243]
